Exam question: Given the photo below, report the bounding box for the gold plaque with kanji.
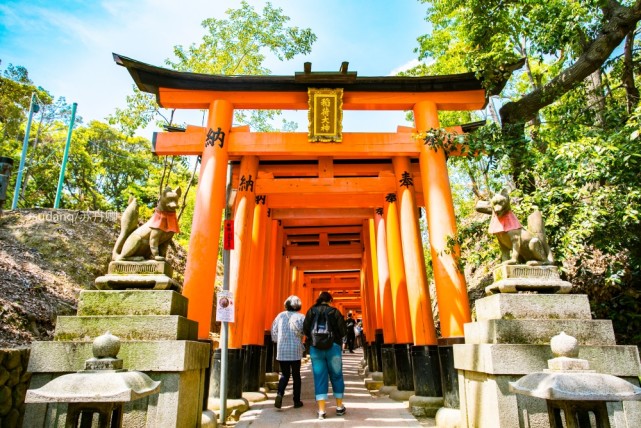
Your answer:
[308,88,343,142]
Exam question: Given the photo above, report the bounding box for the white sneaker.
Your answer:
[318,411,326,420]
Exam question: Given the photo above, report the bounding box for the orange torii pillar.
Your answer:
[414,100,472,410]
[281,256,291,307]
[242,195,270,392]
[181,101,232,403]
[364,248,378,369]
[264,219,283,373]
[258,211,275,379]
[368,218,384,331]
[384,193,415,392]
[374,209,397,387]
[335,301,345,316]
[227,155,258,399]
[363,218,381,372]
[300,273,313,313]
[270,223,285,323]
[183,100,232,339]
[393,156,443,404]
[261,219,275,323]
[359,247,370,341]
[289,266,297,296]
[294,267,304,297]
[263,220,279,331]
[359,266,369,348]
[369,216,385,373]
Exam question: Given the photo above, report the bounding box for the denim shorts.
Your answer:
[309,342,345,400]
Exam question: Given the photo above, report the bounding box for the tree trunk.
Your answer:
[622,28,640,114]
[499,0,641,194]
[584,68,607,128]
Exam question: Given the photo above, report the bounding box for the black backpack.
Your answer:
[311,307,334,350]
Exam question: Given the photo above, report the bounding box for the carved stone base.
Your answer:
[95,275,181,292]
[107,260,173,277]
[96,261,180,292]
[485,265,572,295]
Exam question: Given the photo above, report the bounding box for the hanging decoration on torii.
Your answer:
[308,87,343,143]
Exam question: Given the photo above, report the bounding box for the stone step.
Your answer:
[475,294,592,321]
[454,343,641,376]
[27,340,211,373]
[464,319,615,345]
[364,379,383,390]
[53,315,198,341]
[77,290,188,316]
[265,381,279,390]
[264,372,279,383]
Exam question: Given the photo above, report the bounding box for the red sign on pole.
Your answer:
[224,220,234,250]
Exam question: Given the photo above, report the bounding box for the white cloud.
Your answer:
[388,58,436,76]
[1,0,428,131]
[389,59,421,76]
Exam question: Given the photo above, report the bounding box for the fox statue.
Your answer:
[476,188,554,266]
[112,187,181,261]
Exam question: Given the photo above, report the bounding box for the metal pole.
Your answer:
[11,93,38,210]
[220,162,233,424]
[54,102,77,208]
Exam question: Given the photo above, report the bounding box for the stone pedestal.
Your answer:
[381,344,397,388]
[485,265,571,295]
[455,290,641,427]
[24,290,211,428]
[95,261,181,291]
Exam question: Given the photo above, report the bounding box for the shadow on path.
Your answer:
[233,348,435,427]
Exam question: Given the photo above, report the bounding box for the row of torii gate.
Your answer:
[115,53,505,402]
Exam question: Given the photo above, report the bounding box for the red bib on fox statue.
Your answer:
[488,211,521,234]
[147,209,180,233]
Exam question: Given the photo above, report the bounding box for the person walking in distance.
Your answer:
[271,295,305,409]
[345,312,356,353]
[303,291,347,420]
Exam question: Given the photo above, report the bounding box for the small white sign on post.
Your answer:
[216,290,235,322]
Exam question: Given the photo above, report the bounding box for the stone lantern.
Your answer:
[25,332,160,428]
[509,332,641,428]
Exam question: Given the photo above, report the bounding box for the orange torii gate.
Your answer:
[114,53,496,406]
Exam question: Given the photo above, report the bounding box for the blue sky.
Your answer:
[0,0,430,132]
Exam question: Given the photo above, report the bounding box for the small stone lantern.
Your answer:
[26,332,160,428]
[509,332,641,428]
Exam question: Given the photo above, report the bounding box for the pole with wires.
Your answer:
[54,102,78,208]
[219,161,233,424]
[11,93,39,210]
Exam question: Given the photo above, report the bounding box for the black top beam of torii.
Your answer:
[113,53,523,107]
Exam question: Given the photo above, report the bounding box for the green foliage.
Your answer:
[0,61,193,242]
[3,2,314,255]
[165,1,315,131]
[166,1,316,74]
[413,0,641,346]
[417,0,608,90]
[0,65,52,141]
[105,2,318,253]
[109,1,317,135]
[108,87,166,138]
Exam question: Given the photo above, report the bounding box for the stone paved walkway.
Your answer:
[233,348,436,427]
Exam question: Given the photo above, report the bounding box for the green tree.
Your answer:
[108,1,316,250]
[109,1,316,135]
[413,1,641,346]
[0,64,48,140]
[416,0,641,193]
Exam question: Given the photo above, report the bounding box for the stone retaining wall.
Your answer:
[0,348,31,427]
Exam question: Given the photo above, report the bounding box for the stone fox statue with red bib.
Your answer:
[112,187,181,261]
[475,188,554,266]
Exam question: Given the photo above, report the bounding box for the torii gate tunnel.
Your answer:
[114,53,496,401]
